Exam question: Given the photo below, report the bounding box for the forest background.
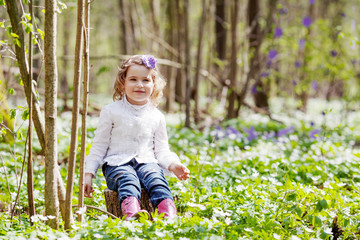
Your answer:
[1,0,360,239]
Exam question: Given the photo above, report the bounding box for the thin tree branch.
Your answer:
[72,204,117,219]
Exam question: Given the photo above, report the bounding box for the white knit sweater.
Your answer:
[85,96,180,177]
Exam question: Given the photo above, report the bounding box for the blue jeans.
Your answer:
[102,158,174,208]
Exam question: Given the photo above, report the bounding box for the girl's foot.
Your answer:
[157,199,177,219]
[121,196,149,220]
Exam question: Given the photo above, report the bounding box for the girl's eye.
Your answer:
[130,78,137,81]
[143,79,150,82]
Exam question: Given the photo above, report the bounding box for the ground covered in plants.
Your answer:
[1,98,360,239]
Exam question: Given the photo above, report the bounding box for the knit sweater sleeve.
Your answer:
[154,113,180,171]
[85,105,112,177]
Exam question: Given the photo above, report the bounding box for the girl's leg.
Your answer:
[135,163,177,218]
[103,161,149,219]
[102,161,141,206]
[135,163,173,208]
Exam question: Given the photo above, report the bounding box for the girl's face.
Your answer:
[124,64,154,105]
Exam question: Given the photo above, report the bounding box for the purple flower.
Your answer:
[292,80,297,86]
[251,85,257,94]
[310,121,315,126]
[277,126,294,137]
[322,111,326,116]
[267,60,272,67]
[279,8,288,15]
[311,80,317,90]
[268,49,277,60]
[351,59,356,65]
[299,39,306,50]
[302,17,312,28]
[243,126,257,141]
[309,129,321,139]
[330,50,338,57]
[341,13,346,18]
[309,0,315,5]
[141,55,157,69]
[275,27,283,38]
[265,132,275,140]
[260,72,269,77]
[295,61,301,68]
[226,126,240,135]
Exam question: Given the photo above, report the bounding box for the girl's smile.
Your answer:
[124,65,154,105]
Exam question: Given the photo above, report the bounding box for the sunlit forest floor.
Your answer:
[1,97,360,239]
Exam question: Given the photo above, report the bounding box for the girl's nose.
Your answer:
[136,81,143,87]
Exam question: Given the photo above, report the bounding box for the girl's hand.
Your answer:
[168,162,190,180]
[84,173,94,198]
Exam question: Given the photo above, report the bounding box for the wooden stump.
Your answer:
[104,188,155,218]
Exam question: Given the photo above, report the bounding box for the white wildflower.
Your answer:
[225,217,232,225]
[98,214,108,222]
[290,235,301,240]
[187,202,206,210]
[76,206,87,215]
[273,233,281,240]
[155,231,166,237]
[324,227,333,235]
[93,233,103,239]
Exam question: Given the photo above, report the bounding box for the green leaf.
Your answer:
[19,78,24,86]
[0,0,5,6]
[22,108,29,121]
[316,199,328,212]
[10,109,16,119]
[10,33,19,38]
[8,88,15,95]
[354,153,360,158]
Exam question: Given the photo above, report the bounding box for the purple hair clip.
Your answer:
[141,55,157,69]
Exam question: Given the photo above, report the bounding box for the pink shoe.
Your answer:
[121,196,149,220]
[157,199,177,219]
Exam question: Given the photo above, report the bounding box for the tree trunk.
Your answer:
[214,0,227,101]
[215,0,227,61]
[104,188,154,218]
[65,0,84,230]
[193,0,208,123]
[60,13,71,111]
[164,0,177,112]
[175,0,185,105]
[184,0,191,128]
[118,0,127,54]
[297,1,315,111]
[5,0,46,152]
[78,0,90,222]
[27,0,36,223]
[226,0,240,119]
[118,0,133,54]
[44,0,59,229]
[235,0,262,115]
[149,0,160,52]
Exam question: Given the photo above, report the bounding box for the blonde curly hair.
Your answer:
[113,55,166,106]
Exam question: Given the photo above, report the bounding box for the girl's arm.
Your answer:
[85,105,112,177]
[154,114,190,180]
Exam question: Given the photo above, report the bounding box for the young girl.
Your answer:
[84,55,190,220]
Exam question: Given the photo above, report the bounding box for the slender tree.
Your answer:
[175,0,185,105]
[5,0,46,152]
[226,0,240,119]
[65,0,84,230]
[193,0,208,123]
[44,0,59,229]
[78,0,90,222]
[184,0,191,127]
[27,0,35,223]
